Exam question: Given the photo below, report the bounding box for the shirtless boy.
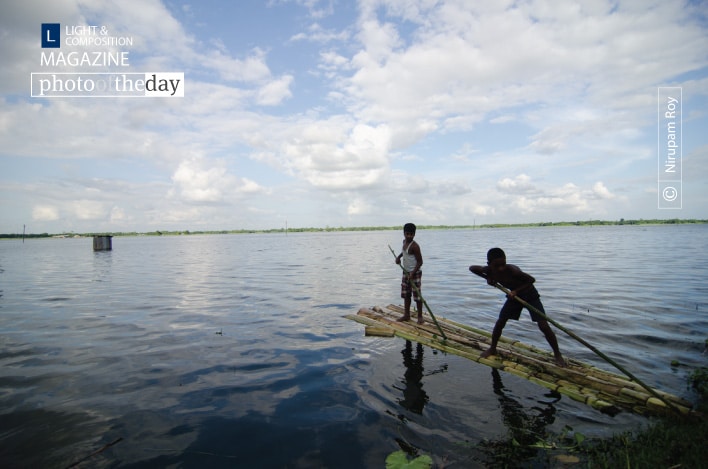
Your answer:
[469,247,566,367]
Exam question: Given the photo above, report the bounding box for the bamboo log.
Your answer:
[556,385,591,405]
[584,396,619,414]
[365,326,395,337]
[375,306,694,410]
[347,306,694,416]
[646,397,690,415]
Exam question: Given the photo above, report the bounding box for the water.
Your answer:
[1,225,706,468]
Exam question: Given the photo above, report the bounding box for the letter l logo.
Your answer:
[41,23,60,48]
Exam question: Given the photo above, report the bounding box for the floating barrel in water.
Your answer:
[93,235,113,251]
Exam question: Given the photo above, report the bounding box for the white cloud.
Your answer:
[592,181,615,200]
[290,23,350,43]
[256,75,294,106]
[1,0,706,233]
[347,197,372,215]
[335,0,708,156]
[32,205,60,221]
[201,48,272,83]
[497,174,537,195]
[170,157,235,203]
[514,183,589,214]
[476,174,623,219]
[72,199,106,220]
[168,156,268,204]
[239,178,265,194]
[110,206,128,223]
[265,120,393,190]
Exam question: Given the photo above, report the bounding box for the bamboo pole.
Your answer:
[470,271,686,416]
[388,244,447,340]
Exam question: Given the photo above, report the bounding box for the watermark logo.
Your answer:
[41,23,60,48]
[32,23,183,98]
[31,72,184,97]
[657,87,681,209]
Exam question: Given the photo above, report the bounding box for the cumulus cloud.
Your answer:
[497,174,538,194]
[32,205,60,221]
[170,158,227,203]
[72,200,106,220]
[169,160,217,202]
[270,120,393,190]
[337,0,708,155]
[592,181,615,199]
[1,0,706,232]
[169,156,267,204]
[499,177,621,216]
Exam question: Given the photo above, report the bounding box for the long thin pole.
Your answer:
[472,270,683,415]
[389,245,447,341]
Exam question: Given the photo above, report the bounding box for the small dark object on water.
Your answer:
[66,437,123,468]
[93,235,112,251]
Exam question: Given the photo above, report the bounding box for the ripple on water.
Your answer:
[0,226,705,466]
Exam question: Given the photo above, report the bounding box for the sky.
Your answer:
[1,0,707,234]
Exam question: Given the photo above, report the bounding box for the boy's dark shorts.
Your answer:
[499,296,545,322]
[401,271,422,301]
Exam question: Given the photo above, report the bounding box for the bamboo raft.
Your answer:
[345,305,695,418]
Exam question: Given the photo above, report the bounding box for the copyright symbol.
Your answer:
[662,186,678,202]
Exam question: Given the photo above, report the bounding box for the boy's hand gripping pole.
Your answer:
[389,245,447,341]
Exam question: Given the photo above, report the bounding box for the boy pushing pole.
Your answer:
[470,247,566,367]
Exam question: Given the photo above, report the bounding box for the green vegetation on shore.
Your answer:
[566,366,707,468]
[2,218,706,239]
[391,366,706,467]
[469,366,708,467]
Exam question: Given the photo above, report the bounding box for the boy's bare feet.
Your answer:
[554,356,567,367]
[417,317,425,325]
[397,315,411,322]
[480,348,496,359]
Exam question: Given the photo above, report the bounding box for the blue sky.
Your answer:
[1,0,707,233]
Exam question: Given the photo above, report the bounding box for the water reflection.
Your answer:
[394,341,448,416]
[396,341,428,414]
[492,369,558,445]
[480,369,560,466]
[92,250,112,284]
[1,226,704,466]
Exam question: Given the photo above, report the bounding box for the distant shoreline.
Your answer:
[2,218,706,239]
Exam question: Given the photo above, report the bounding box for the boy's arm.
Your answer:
[507,264,535,297]
[469,265,495,285]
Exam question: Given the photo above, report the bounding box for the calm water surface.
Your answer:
[1,225,707,468]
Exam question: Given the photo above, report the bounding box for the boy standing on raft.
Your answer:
[396,223,424,324]
[469,248,566,367]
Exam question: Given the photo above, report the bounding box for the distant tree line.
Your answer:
[1,218,706,239]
